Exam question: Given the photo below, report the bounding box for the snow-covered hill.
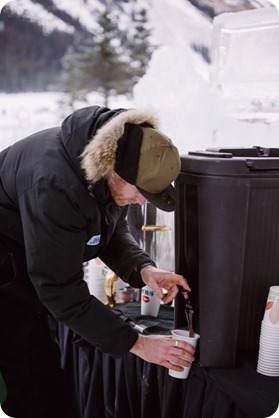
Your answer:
[3,0,151,35]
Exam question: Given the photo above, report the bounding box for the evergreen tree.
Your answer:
[59,44,88,109]
[126,7,155,82]
[59,5,155,107]
[78,10,133,107]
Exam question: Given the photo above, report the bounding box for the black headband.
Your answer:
[114,123,143,185]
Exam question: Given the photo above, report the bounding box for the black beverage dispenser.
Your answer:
[174,147,279,367]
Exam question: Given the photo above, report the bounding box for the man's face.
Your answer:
[107,174,146,207]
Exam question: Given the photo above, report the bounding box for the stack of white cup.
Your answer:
[257,286,279,377]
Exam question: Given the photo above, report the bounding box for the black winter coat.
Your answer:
[0,106,154,357]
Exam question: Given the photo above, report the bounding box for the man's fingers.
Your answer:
[162,286,178,304]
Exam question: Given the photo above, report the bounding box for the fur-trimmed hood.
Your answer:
[80,107,159,184]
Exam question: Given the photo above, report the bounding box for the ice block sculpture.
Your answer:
[210,7,279,123]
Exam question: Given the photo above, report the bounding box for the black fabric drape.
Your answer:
[58,304,279,418]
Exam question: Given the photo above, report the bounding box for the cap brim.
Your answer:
[137,185,178,212]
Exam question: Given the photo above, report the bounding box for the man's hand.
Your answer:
[130,334,195,371]
[140,265,190,304]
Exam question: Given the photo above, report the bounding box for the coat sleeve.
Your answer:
[19,181,138,358]
[100,207,155,287]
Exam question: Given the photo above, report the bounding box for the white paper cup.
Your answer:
[259,346,279,353]
[257,368,279,377]
[258,363,279,369]
[168,329,200,379]
[140,286,161,317]
[263,286,279,327]
[258,358,279,366]
[261,321,279,333]
[260,331,279,340]
[258,349,279,358]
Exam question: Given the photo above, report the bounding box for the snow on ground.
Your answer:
[0,91,133,151]
[0,92,67,150]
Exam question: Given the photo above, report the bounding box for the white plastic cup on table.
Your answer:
[141,285,161,317]
[169,329,200,379]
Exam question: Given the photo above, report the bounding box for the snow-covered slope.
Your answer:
[149,0,212,48]
[4,0,76,34]
[2,0,151,34]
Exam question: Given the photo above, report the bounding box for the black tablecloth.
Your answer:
[58,303,279,418]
